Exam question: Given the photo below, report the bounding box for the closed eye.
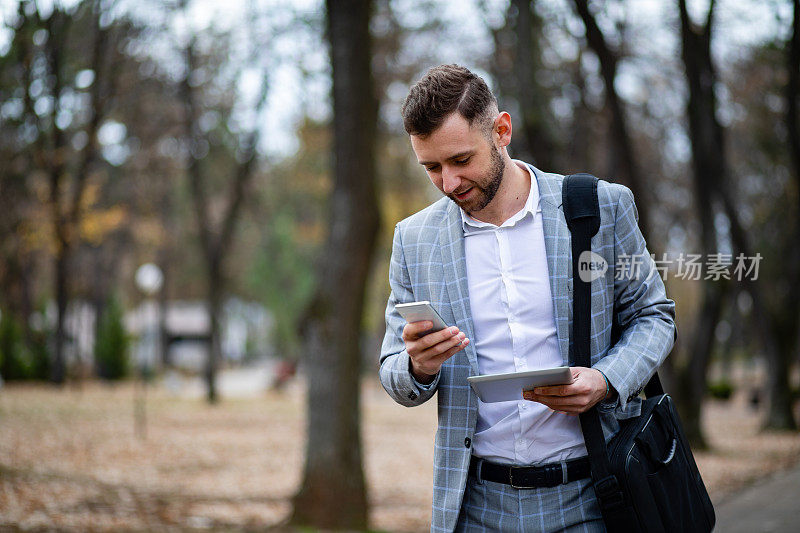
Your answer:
[454,157,470,165]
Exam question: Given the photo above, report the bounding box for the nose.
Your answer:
[441,167,461,194]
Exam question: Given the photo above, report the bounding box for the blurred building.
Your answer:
[43,298,274,374]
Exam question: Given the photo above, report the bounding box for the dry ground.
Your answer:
[0,377,798,532]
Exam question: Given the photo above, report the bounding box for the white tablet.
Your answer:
[467,367,573,403]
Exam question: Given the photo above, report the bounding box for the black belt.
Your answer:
[469,455,592,489]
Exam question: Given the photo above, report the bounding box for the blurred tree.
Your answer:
[678,0,797,437]
[1,2,85,382]
[41,2,114,383]
[766,0,800,430]
[789,0,800,212]
[94,294,129,380]
[723,1,800,431]
[3,0,320,386]
[0,312,34,380]
[0,0,150,382]
[675,0,733,448]
[177,0,270,403]
[0,2,39,358]
[571,0,651,242]
[291,0,379,527]
[246,119,329,362]
[488,0,560,171]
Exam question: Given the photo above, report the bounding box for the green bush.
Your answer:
[28,329,51,380]
[94,297,130,380]
[0,311,35,380]
[707,380,735,400]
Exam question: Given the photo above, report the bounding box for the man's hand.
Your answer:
[522,367,610,414]
[403,321,469,384]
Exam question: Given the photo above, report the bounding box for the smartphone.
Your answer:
[395,301,450,336]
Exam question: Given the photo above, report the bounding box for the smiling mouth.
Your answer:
[454,188,473,200]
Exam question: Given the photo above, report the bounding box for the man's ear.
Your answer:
[493,112,513,147]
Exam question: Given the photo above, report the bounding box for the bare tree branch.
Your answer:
[217,79,269,254]
[69,1,110,228]
[571,0,651,242]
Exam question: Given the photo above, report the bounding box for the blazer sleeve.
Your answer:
[593,186,676,411]
[379,224,441,407]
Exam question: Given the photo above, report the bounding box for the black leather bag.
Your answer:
[563,173,715,533]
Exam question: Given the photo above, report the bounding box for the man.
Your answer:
[379,64,675,532]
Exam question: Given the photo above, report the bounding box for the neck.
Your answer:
[469,156,530,226]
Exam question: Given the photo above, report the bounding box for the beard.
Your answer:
[448,145,505,214]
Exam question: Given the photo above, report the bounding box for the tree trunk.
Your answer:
[178,3,267,402]
[46,10,70,384]
[789,0,800,200]
[568,51,594,173]
[762,0,800,430]
[290,0,379,528]
[52,243,69,383]
[205,262,222,404]
[681,0,797,432]
[723,202,795,429]
[675,0,727,449]
[158,252,172,368]
[572,0,651,242]
[675,280,726,448]
[510,0,558,170]
[45,4,106,384]
[764,326,797,429]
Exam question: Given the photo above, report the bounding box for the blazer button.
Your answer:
[464,437,471,448]
[407,391,418,400]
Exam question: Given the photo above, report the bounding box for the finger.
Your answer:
[402,321,434,341]
[404,321,459,344]
[526,395,582,408]
[427,336,469,365]
[413,337,469,376]
[416,332,467,362]
[419,326,461,349]
[534,379,594,397]
[532,384,571,396]
[523,392,587,408]
[544,397,595,414]
[522,390,536,401]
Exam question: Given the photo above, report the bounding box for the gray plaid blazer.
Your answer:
[379,165,676,532]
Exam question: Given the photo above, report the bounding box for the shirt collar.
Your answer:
[460,160,540,234]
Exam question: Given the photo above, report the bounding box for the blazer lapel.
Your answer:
[439,201,479,374]
[531,166,572,366]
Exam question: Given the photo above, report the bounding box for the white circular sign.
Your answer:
[135,263,164,295]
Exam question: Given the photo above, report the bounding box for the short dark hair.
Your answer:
[401,64,497,137]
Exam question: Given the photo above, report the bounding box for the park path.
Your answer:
[714,462,800,532]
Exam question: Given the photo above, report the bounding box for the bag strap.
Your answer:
[562,174,627,515]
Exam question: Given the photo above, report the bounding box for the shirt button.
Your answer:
[464,437,471,448]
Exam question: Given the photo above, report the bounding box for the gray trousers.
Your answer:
[455,473,606,532]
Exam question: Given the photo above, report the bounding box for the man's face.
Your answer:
[410,112,505,216]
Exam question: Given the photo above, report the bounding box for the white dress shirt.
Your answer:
[463,161,587,465]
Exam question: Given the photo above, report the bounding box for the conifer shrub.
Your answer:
[94,297,130,380]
